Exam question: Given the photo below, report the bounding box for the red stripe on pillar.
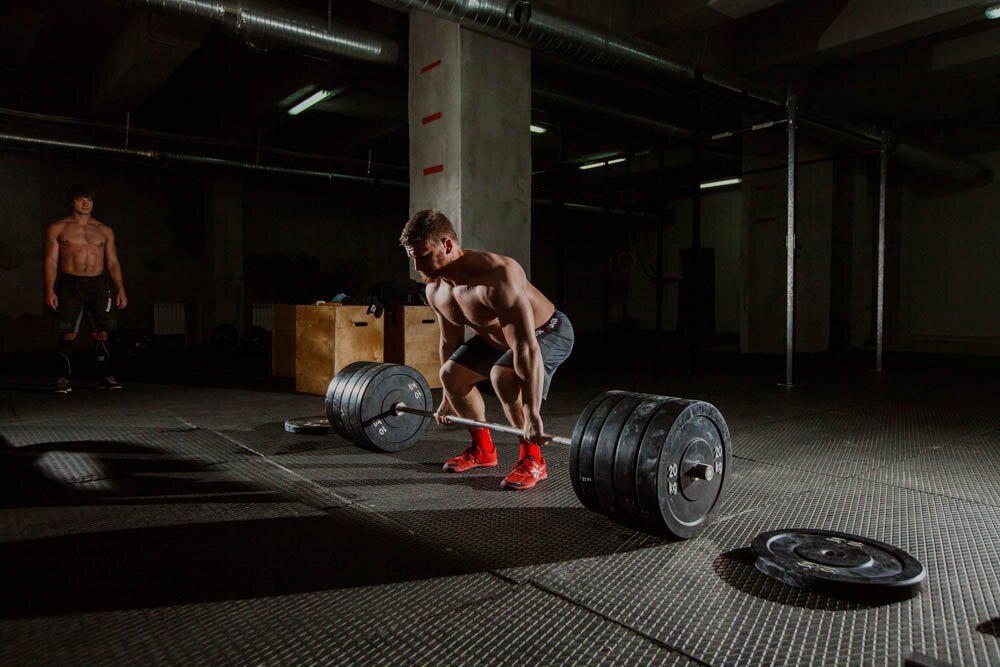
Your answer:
[422,112,442,125]
[420,59,442,74]
[423,164,444,176]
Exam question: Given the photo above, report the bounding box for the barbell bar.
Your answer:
[390,403,572,446]
[392,403,714,482]
[323,362,732,539]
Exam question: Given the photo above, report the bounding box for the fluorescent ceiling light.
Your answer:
[530,124,547,134]
[579,157,626,170]
[288,90,334,116]
[987,4,1000,19]
[700,177,742,190]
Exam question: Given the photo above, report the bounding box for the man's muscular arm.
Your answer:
[430,285,466,424]
[491,265,547,444]
[104,227,127,309]
[43,223,62,310]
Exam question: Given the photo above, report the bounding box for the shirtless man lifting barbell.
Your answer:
[400,209,574,490]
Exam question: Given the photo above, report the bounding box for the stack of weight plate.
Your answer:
[325,362,434,452]
[569,390,732,539]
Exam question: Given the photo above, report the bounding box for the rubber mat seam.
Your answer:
[209,428,356,506]
[733,453,854,480]
[525,579,712,665]
[850,472,1000,509]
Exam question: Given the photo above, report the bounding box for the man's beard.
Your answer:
[418,268,439,283]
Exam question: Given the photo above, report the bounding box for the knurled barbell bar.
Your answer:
[323,362,732,539]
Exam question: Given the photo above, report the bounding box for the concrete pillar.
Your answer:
[207,177,244,330]
[408,14,531,276]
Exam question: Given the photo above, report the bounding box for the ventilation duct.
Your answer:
[367,0,992,185]
[124,0,399,64]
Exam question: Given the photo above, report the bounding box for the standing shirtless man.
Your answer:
[400,209,574,490]
[44,185,127,393]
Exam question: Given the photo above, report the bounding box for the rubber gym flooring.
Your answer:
[1,343,998,666]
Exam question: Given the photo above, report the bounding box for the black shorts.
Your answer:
[53,273,118,334]
[449,310,574,399]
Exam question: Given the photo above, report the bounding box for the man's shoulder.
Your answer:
[468,250,524,278]
[47,218,70,230]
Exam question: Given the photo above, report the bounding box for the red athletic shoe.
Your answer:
[501,455,548,490]
[442,445,498,473]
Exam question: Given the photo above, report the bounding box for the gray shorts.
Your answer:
[449,310,574,399]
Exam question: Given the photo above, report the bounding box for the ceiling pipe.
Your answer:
[533,88,691,140]
[116,0,991,184]
[122,0,400,64]
[366,0,992,185]
[0,132,407,187]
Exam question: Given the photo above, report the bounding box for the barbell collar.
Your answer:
[392,403,572,446]
[685,461,715,481]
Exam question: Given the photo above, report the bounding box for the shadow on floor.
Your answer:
[713,547,900,610]
[1,436,664,618]
[0,437,286,507]
[977,618,1000,637]
[0,505,656,618]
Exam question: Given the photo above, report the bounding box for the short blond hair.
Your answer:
[399,209,457,247]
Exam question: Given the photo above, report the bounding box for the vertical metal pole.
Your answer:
[876,133,888,373]
[655,146,666,335]
[783,93,797,387]
[692,68,703,251]
[603,160,612,331]
[556,120,566,310]
[690,68,703,372]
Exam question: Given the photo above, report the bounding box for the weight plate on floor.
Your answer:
[751,528,926,601]
[636,399,731,538]
[592,393,648,520]
[342,362,389,446]
[611,395,672,528]
[337,361,383,443]
[571,391,632,513]
[569,391,623,505]
[284,416,332,435]
[325,362,377,439]
[355,364,434,452]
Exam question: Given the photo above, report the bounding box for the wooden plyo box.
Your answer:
[295,304,384,395]
[384,305,441,389]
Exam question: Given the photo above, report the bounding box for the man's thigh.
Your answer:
[448,336,503,381]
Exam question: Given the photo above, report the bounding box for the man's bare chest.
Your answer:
[59,227,106,249]
[432,285,498,328]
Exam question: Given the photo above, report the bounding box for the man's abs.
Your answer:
[58,243,104,277]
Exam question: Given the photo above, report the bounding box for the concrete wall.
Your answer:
[0,151,408,352]
[898,150,1000,355]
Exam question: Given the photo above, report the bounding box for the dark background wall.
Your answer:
[2,148,998,355]
[0,151,409,352]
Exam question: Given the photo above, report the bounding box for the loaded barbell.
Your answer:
[323,361,733,539]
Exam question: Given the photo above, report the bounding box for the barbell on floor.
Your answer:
[323,361,733,539]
